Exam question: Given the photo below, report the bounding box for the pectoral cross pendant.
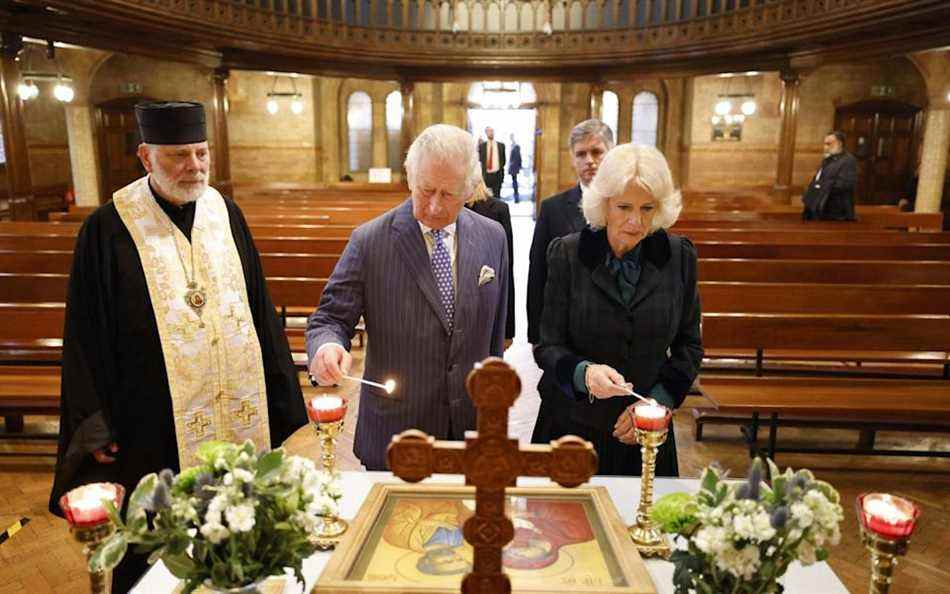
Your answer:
[185,281,207,315]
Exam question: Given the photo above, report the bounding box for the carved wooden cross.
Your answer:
[387,357,598,594]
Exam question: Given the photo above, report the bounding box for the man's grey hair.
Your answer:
[582,143,682,231]
[405,124,481,198]
[569,118,615,151]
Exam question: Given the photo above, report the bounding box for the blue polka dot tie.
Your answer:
[430,228,455,331]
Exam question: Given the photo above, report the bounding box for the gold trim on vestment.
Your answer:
[113,176,270,469]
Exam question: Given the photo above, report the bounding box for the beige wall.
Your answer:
[22,81,71,187]
[683,58,928,192]
[228,71,317,185]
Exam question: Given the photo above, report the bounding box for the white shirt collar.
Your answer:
[418,221,457,237]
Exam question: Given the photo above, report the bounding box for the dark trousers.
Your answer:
[484,171,503,200]
[510,172,520,201]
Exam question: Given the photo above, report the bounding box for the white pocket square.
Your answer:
[478,265,496,287]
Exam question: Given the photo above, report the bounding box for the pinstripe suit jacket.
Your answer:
[305,198,509,470]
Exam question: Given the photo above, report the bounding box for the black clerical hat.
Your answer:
[135,101,207,145]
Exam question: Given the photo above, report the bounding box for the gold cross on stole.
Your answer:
[234,400,258,427]
[387,358,599,594]
[186,411,212,439]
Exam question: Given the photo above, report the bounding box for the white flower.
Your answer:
[752,510,776,541]
[790,502,814,529]
[232,468,254,483]
[716,543,761,580]
[308,494,338,518]
[225,503,256,533]
[292,511,319,534]
[205,494,228,526]
[200,522,230,544]
[237,451,251,465]
[694,526,729,555]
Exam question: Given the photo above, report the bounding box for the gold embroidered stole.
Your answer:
[114,176,270,469]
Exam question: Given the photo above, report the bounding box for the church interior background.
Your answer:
[0,0,949,592]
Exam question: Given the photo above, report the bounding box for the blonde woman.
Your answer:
[532,144,703,477]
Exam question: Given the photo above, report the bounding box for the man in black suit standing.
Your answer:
[508,133,523,203]
[478,126,506,200]
[801,130,857,221]
[527,118,614,344]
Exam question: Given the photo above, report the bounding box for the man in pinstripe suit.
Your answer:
[306,124,510,471]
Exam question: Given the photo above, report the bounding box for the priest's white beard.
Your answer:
[150,168,208,204]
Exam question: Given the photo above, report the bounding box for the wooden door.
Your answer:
[96,97,151,203]
[834,100,920,204]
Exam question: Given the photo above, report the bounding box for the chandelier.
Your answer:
[265,73,304,115]
[18,39,74,103]
[710,72,757,127]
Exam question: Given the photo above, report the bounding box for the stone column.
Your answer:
[617,89,632,145]
[772,67,803,203]
[662,78,686,188]
[64,104,101,206]
[589,82,603,120]
[371,94,387,169]
[400,80,414,179]
[909,49,950,214]
[210,68,234,197]
[0,32,35,219]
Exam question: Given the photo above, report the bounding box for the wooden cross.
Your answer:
[233,400,258,426]
[186,411,212,439]
[387,357,598,594]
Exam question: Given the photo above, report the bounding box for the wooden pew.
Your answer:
[681,229,950,244]
[698,375,950,459]
[699,259,950,284]
[700,282,950,315]
[695,241,950,260]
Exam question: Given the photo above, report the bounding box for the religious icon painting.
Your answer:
[315,484,656,594]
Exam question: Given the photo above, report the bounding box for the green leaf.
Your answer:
[700,467,719,494]
[89,533,128,573]
[128,474,158,522]
[162,552,198,579]
[816,548,829,562]
[102,499,125,530]
[256,450,284,481]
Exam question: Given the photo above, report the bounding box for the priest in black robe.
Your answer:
[48,101,308,593]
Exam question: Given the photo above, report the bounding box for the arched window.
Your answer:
[601,90,619,141]
[347,91,373,172]
[632,91,659,147]
[385,91,403,172]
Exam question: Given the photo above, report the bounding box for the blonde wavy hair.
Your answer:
[581,143,682,231]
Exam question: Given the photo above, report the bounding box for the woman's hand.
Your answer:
[585,364,633,399]
[613,404,638,445]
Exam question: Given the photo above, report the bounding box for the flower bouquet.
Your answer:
[89,440,342,593]
[651,458,843,594]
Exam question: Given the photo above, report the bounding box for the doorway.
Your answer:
[466,82,537,218]
[96,97,151,203]
[834,100,921,204]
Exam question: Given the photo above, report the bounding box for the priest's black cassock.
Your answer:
[48,182,308,591]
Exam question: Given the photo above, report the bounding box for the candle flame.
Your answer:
[384,379,396,394]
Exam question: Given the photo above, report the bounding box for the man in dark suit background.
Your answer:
[478,126,506,200]
[307,124,509,471]
[802,130,857,221]
[527,118,614,344]
[508,133,523,203]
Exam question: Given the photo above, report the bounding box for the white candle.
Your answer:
[69,483,117,511]
[633,402,670,430]
[312,396,343,411]
[864,496,911,524]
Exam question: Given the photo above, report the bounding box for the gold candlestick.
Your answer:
[311,418,348,549]
[71,520,116,594]
[629,426,672,558]
[859,526,911,594]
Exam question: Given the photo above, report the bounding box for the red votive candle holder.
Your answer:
[633,402,671,431]
[307,395,348,424]
[857,493,920,539]
[59,482,125,528]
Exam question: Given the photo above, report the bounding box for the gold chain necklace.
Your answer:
[161,206,207,318]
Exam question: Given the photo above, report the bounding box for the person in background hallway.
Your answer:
[802,130,857,221]
[478,126,506,200]
[467,179,515,345]
[532,144,703,477]
[527,118,614,345]
[509,134,523,203]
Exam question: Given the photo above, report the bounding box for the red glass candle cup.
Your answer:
[59,482,125,528]
[307,395,348,424]
[632,402,671,431]
[857,493,920,539]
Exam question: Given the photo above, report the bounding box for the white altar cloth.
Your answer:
[132,471,849,593]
